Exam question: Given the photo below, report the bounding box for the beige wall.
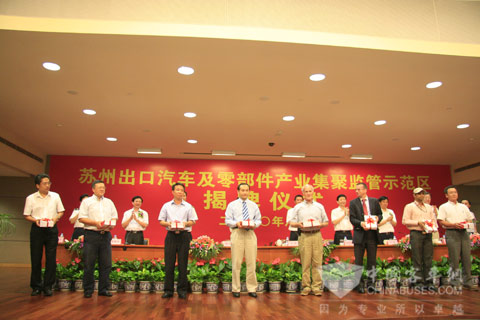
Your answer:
[0,177,36,265]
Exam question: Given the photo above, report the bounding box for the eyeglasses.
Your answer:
[40,182,52,186]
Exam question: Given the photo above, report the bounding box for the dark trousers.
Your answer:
[410,230,433,285]
[446,229,472,286]
[164,231,191,294]
[289,230,299,241]
[71,227,85,241]
[333,230,353,245]
[354,231,377,284]
[378,232,394,244]
[125,231,144,245]
[30,224,58,290]
[83,230,112,294]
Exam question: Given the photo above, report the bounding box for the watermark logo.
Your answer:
[318,262,363,298]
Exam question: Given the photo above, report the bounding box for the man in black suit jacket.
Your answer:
[349,182,383,293]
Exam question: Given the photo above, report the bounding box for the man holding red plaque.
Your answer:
[349,182,382,294]
[288,184,329,296]
[225,183,262,298]
[159,182,198,299]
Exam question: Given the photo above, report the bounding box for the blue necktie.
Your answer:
[242,201,249,220]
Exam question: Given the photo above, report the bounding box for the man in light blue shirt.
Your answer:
[225,183,261,298]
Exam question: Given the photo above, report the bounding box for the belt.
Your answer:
[335,230,352,233]
[301,230,320,234]
[126,230,143,234]
[232,227,252,231]
[86,229,109,235]
[168,230,188,234]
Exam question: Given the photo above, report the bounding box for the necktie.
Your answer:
[242,201,249,220]
[362,199,368,216]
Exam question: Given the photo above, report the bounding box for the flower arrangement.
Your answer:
[396,234,411,253]
[64,236,84,257]
[189,235,223,261]
[471,233,480,250]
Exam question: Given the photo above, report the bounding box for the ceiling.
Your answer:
[0,30,479,173]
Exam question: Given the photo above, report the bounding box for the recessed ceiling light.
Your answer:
[178,66,194,75]
[184,112,197,118]
[350,154,373,160]
[341,144,352,149]
[283,116,295,121]
[374,120,387,126]
[410,146,421,151]
[106,137,117,142]
[42,62,60,71]
[309,73,326,81]
[83,109,96,115]
[457,123,470,129]
[137,148,162,154]
[426,81,442,89]
[187,139,198,144]
[282,152,306,158]
[212,150,235,156]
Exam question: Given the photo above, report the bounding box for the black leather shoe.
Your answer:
[162,292,173,298]
[178,292,187,299]
[99,291,113,297]
[43,288,53,296]
[84,292,93,298]
[248,292,257,298]
[31,289,42,296]
[232,292,240,298]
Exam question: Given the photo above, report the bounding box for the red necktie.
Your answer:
[362,199,368,216]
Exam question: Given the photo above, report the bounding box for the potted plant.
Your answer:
[56,262,72,291]
[471,256,480,287]
[72,270,84,291]
[265,267,283,293]
[204,262,220,293]
[385,266,400,290]
[219,258,232,293]
[136,268,153,293]
[189,235,224,261]
[109,268,121,292]
[187,261,206,294]
[152,270,166,293]
[256,272,267,293]
[122,270,137,293]
[375,266,386,292]
[281,261,301,293]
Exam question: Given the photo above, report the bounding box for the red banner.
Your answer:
[50,155,451,245]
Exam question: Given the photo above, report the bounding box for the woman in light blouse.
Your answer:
[377,196,397,244]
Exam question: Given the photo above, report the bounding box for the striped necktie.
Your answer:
[242,201,249,220]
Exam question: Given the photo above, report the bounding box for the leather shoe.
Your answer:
[31,289,42,296]
[43,288,53,296]
[248,292,257,298]
[232,292,240,298]
[178,292,187,299]
[84,292,93,298]
[162,292,173,298]
[99,291,113,297]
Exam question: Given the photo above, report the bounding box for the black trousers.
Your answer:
[83,230,112,294]
[289,230,300,241]
[164,231,192,294]
[333,230,353,245]
[30,223,58,290]
[378,232,394,244]
[125,231,144,245]
[354,231,378,284]
[71,227,85,241]
[410,230,433,285]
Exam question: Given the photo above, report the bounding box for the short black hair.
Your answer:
[462,199,471,206]
[172,182,185,191]
[34,173,50,186]
[336,194,347,201]
[91,180,105,189]
[237,183,250,191]
[356,182,368,190]
[424,192,431,196]
[444,185,456,194]
[294,194,303,201]
[132,195,143,203]
[378,196,389,202]
[79,193,89,202]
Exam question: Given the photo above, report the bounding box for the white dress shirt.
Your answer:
[288,201,329,228]
[78,195,118,231]
[225,198,262,229]
[69,209,85,228]
[158,199,198,231]
[122,208,149,231]
[378,208,397,233]
[331,207,353,231]
[23,191,65,220]
[438,201,475,226]
[286,208,298,231]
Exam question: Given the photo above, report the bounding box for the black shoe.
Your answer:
[248,292,257,298]
[233,292,240,298]
[43,288,53,296]
[84,292,93,298]
[178,292,187,299]
[98,291,113,297]
[162,292,173,298]
[31,289,42,296]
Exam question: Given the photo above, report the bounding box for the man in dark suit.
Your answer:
[349,182,382,293]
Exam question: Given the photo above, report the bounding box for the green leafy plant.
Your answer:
[136,268,153,281]
[56,262,73,280]
[265,268,283,282]
[109,268,122,283]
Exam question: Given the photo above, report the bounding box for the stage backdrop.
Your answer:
[49,156,451,245]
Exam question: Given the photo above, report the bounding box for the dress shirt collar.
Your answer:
[448,200,458,205]
[35,191,50,199]
[170,199,185,206]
